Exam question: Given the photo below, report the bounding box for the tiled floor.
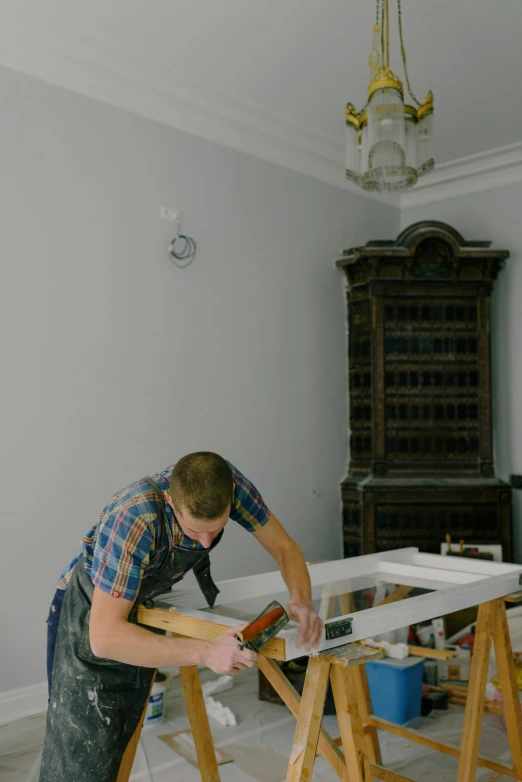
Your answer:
[0,668,516,781]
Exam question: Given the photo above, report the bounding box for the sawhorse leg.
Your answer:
[457,597,522,782]
[286,656,332,781]
[116,665,220,782]
[179,665,220,782]
[331,665,372,782]
[257,656,347,780]
[259,644,384,782]
[116,674,156,782]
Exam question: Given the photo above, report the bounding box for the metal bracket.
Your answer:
[325,617,353,641]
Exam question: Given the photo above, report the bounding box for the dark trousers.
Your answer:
[45,588,65,698]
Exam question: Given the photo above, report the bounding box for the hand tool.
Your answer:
[236,601,289,652]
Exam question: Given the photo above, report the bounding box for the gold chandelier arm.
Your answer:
[397,0,421,106]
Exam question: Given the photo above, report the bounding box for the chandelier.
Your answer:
[345,0,434,192]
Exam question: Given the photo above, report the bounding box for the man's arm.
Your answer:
[89,587,256,674]
[253,513,323,650]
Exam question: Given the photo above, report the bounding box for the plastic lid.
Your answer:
[367,656,425,668]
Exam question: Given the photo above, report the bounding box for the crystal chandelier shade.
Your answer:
[345,0,434,192]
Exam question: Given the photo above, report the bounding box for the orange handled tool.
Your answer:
[237,601,289,652]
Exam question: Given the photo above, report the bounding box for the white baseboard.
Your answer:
[0,681,48,727]
[0,668,183,726]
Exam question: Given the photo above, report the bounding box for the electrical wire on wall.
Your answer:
[161,205,197,268]
[169,233,197,268]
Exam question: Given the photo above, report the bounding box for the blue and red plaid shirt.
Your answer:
[57,462,270,601]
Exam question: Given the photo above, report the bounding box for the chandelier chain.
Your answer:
[397,0,421,106]
[381,1,385,68]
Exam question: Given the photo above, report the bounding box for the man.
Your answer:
[40,452,323,781]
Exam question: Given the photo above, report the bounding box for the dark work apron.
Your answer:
[39,478,223,782]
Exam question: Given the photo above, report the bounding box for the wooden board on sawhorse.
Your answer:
[116,596,522,782]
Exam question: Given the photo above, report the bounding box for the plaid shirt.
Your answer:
[57,462,270,601]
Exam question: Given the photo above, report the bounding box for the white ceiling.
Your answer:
[1,0,522,191]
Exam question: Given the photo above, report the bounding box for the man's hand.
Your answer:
[203,624,258,675]
[285,602,323,652]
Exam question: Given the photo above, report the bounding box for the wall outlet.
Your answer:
[160,205,181,223]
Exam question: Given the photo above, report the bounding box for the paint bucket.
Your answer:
[144,672,167,727]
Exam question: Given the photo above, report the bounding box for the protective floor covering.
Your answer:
[0,667,515,781]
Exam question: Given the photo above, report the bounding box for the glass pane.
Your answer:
[163,576,435,623]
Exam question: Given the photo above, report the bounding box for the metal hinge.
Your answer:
[325,617,353,642]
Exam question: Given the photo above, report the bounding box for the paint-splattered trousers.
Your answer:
[39,558,156,782]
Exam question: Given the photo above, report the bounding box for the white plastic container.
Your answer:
[416,624,434,646]
[144,673,167,727]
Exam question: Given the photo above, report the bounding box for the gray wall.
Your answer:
[401,187,522,564]
[0,66,399,693]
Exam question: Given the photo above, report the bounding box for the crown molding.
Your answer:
[400,141,522,209]
[1,8,520,210]
[0,6,396,207]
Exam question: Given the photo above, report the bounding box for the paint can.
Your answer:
[144,672,167,727]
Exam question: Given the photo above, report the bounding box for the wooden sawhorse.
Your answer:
[118,597,522,782]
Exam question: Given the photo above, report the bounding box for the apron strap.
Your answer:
[193,555,220,608]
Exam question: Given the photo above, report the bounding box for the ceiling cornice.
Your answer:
[400,142,522,209]
[1,8,397,204]
[1,9,520,211]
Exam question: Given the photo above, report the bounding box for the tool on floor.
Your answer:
[236,600,289,652]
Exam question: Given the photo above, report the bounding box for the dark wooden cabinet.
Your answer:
[336,221,513,561]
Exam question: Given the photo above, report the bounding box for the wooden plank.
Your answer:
[316,643,383,667]
[286,657,331,782]
[137,605,286,661]
[375,586,413,607]
[456,600,496,782]
[338,590,356,615]
[330,666,371,782]
[318,584,336,621]
[408,645,456,660]
[256,657,346,780]
[352,664,382,765]
[179,666,220,782]
[370,765,414,782]
[366,716,514,777]
[116,675,155,782]
[493,598,522,778]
